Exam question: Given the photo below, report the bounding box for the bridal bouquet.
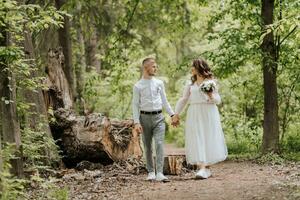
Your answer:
[200,80,216,93]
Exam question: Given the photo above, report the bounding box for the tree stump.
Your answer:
[50,108,143,167]
[163,144,187,175]
[163,155,186,175]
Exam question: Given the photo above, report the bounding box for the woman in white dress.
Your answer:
[173,58,228,179]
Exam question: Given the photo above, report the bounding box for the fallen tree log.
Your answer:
[50,108,143,167]
[42,49,144,168]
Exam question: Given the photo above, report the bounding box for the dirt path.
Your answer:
[118,161,299,200]
[46,143,298,200]
[29,144,299,200]
[52,160,299,200]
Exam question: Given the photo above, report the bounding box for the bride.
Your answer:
[173,58,228,179]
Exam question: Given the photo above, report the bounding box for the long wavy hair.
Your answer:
[191,58,213,84]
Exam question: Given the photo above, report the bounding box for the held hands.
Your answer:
[134,115,180,133]
[171,114,180,127]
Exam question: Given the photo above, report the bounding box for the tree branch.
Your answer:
[109,0,140,49]
[125,0,140,32]
[275,0,282,61]
[279,25,298,46]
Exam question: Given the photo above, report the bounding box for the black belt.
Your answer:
[140,110,162,115]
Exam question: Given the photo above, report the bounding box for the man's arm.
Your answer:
[132,85,140,124]
[159,81,175,117]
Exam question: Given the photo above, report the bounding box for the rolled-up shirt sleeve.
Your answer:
[132,85,140,124]
[159,82,175,116]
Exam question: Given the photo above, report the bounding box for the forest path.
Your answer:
[32,144,299,200]
[118,160,299,200]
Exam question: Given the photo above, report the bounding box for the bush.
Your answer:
[283,132,300,153]
[0,144,27,200]
[166,127,185,148]
[226,139,254,155]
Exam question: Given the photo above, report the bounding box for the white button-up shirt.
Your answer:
[132,77,175,124]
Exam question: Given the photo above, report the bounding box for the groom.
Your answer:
[132,57,176,181]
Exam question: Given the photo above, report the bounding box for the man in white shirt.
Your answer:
[132,57,175,181]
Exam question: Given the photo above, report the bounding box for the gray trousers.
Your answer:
[140,113,165,173]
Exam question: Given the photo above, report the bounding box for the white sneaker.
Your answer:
[146,172,156,181]
[205,168,212,178]
[156,172,168,181]
[195,169,208,179]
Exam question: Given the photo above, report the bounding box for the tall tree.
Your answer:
[22,29,56,164]
[0,102,2,171]
[84,26,101,73]
[23,31,52,135]
[55,0,75,101]
[74,22,85,114]
[261,0,280,153]
[0,28,24,177]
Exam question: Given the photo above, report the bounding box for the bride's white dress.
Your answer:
[175,80,228,165]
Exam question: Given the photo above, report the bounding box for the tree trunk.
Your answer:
[23,31,52,135]
[55,0,75,99]
[261,0,280,153]
[0,101,2,172]
[163,144,188,175]
[49,108,142,167]
[85,27,101,73]
[0,30,24,177]
[44,48,73,110]
[22,30,57,165]
[163,155,186,175]
[74,23,85,114]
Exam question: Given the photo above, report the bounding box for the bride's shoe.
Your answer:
[195,169,208,179]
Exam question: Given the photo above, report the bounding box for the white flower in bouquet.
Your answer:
[200,80,216,93]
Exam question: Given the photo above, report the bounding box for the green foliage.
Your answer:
[1,0,63,168]
[1,1,65,88]
[0,118,65,199]
[67,0,300,160]
[82,65,139,118]
[21,124,61,170]
[1,2,298,198]
[281,152,300,162]
[198,0,300,156]
[0,144,27,200]
[166,124,185,148]
[159,0,300,159]
[282,132,300,153]
[256,152,286,165]
[74,0,197,118]
[1,0,66,198]
[0,1,65,40]
[48,187,69,200]
[23,175,69,200]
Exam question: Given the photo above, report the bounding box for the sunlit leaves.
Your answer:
[204,0,300,151]
[0,0,65,92]
[23,5,66,32]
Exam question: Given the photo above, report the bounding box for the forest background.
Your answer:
[0,0,299,199]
